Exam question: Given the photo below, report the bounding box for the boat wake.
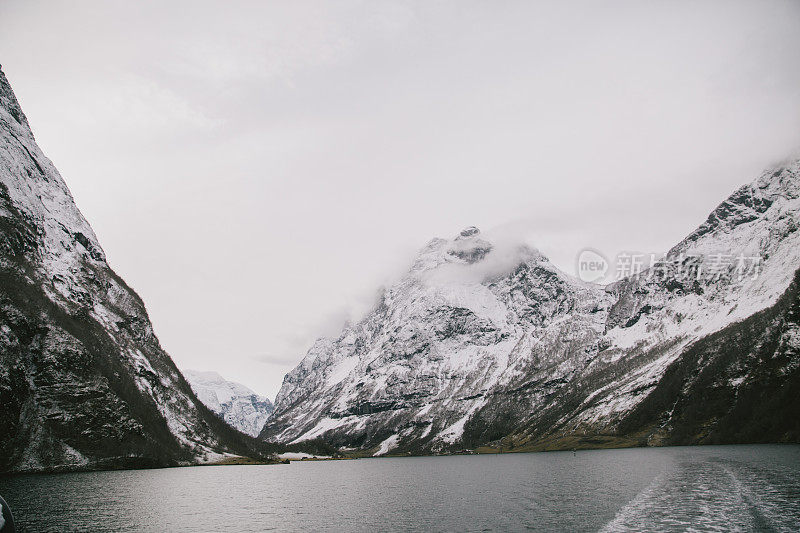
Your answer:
[600,453,800,532]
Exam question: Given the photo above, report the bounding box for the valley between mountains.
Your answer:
[0,64,797,472]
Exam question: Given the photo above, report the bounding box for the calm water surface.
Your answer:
[1,444,799,532]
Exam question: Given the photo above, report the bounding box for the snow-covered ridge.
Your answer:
[1,65,271,472]
[262,159,800,454]
[265,223,612,452]
[184,370,274,437]
[0,68,105,294]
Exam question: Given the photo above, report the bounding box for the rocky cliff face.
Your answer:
[184,370,274,437]
[0,66,272,473]
[261,162,800,455]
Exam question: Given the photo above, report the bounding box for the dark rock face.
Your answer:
[262,163,800,456]
[616,270,800,446]
[459,267,800,451]
[0,66,271,473]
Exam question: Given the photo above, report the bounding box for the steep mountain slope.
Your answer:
[184,370,274,437]
[614,269,800,446]
[0,66,273,473]
[261,161,800,455]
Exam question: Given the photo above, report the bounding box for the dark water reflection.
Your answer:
[1,444,798,532]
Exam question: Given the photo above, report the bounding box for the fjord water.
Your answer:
[2,445,798,532]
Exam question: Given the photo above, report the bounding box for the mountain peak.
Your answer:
[0,65,31,134]
[457,226,481,239]
[412,227,494,271]
[669,159,800,259]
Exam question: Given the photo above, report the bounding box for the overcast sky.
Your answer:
[1,1,799,399]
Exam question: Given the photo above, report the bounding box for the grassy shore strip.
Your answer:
[473,433,649,454]
[363,429,660,458]
[203,456,289,466]
[289,456,356,462]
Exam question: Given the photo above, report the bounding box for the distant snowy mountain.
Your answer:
[261,162,800,455]
[184,371,273,437]
[0,66,274,473]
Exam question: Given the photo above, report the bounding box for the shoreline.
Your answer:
[4,441,798,476]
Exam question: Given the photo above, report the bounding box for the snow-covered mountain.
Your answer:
[0,66,274,473]
[184,370,274,437]
[261,162,800,455]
